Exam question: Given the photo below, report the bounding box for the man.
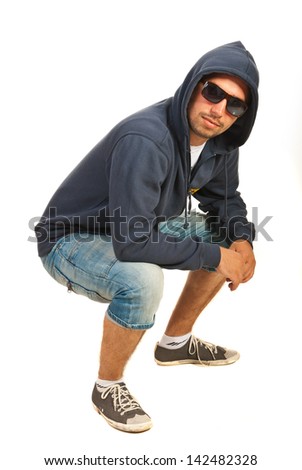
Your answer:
[35,41,259,433]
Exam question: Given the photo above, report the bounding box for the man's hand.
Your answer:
[229,240,256,283]
[216,240,256,291]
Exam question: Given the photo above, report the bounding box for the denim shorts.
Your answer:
[41,211,226,330]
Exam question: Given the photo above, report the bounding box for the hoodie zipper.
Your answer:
[183,145,229,229]
[183,135,191,229]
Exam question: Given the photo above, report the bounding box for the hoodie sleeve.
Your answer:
[194,150,255,245]
[108,134,221,270]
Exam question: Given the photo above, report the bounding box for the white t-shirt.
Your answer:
[190,143,206,210]
[190,143,206,168]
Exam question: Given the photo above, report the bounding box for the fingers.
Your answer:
[217,244,256,290]
[242,256,256,282]
[216,247,246,288]
[228,280,240,291]
[229,240,256,284]
[242,266,255,283]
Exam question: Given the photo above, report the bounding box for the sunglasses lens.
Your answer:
[202,82,224,103]
[227,98,247,117]
[201,81,248,117]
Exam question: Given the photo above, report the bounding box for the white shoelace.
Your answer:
[188,336,218,361]
[100,384,141,416]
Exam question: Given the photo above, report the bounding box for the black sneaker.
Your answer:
[154,335,240,366]
[92,382,152,433]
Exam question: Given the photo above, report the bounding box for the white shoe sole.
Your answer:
[154,352,240,367]
[93,405,153,433]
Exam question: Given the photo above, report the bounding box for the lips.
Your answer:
[202,116,221,128]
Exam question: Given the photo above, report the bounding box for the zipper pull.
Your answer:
[67,282,73,293]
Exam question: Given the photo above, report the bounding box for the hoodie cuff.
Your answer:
[201,243,221,269]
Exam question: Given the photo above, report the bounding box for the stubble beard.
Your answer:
[189,115,225,142]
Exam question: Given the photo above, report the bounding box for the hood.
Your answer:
[171,41,259,153]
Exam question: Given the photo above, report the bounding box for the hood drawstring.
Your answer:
[183,192,192,229]
[184,205,189,229]
[183,136,191,229]
[223,156,229,224]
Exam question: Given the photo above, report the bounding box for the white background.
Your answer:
[1,1,301,469]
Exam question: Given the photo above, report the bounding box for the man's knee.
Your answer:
[108,262,164,330]
[136,262,164,306]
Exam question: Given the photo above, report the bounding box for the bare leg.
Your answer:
[98,315,145,380]
[165,270,225,336]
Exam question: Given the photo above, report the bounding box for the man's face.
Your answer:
[187,74,249,146]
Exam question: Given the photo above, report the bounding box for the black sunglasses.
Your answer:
[201,81,248,118]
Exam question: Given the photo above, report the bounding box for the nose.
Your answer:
[210,99,227,117]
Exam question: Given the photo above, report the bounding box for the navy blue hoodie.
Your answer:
[35,41,259,270]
